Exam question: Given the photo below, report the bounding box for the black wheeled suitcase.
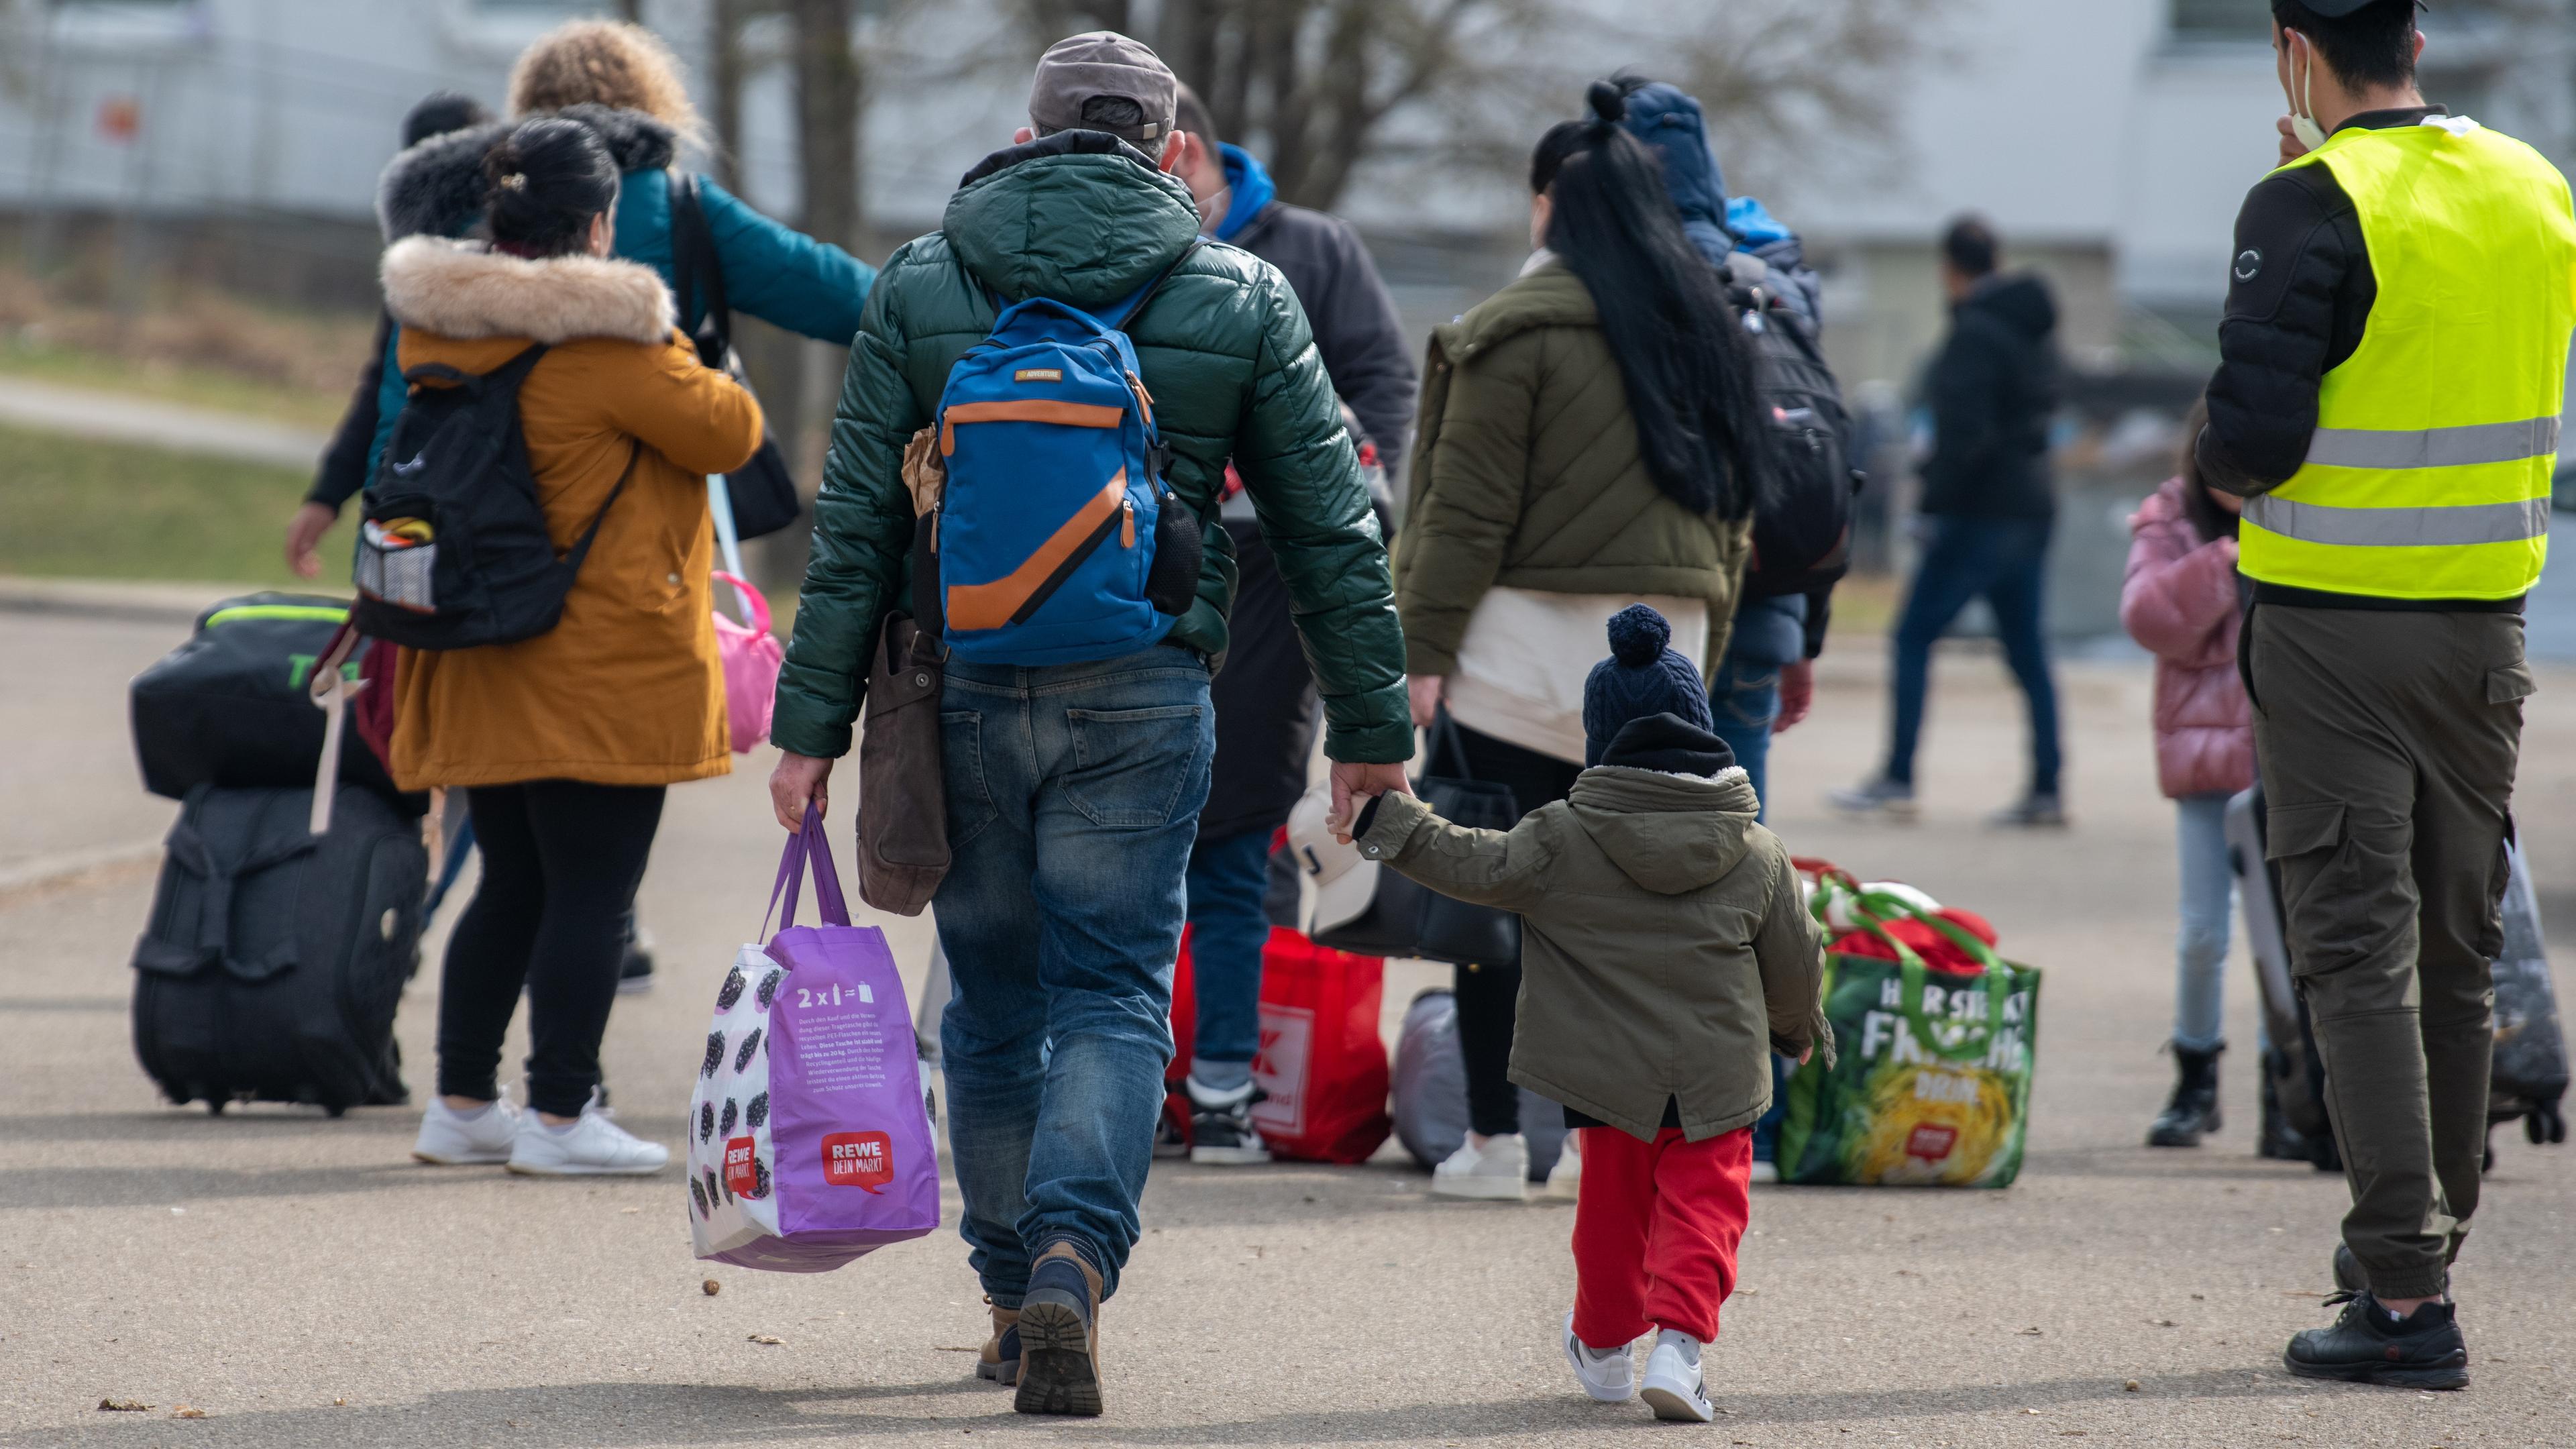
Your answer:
[131,784,425,1114]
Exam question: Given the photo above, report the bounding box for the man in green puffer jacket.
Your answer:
[766,32,1409,1420]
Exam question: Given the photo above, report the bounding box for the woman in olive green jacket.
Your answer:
[1396,83,1769,1196]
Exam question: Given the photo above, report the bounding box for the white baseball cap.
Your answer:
[1285,784,1381,938]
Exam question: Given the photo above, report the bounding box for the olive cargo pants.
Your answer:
[2249,604,2534,1300]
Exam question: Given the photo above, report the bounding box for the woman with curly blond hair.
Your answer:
[353,18,876,485]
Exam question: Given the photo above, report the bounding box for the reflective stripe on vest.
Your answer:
[2237,118,2576,601]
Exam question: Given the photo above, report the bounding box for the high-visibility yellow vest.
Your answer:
[2241,117,2576,600]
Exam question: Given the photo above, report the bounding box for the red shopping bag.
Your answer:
[1167,927,1392,1164]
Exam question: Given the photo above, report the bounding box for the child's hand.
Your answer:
[1797,1046,1813,1066]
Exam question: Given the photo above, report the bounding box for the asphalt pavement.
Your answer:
[2,602,2571,1448]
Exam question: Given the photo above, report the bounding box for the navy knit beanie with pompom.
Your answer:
[1580,604,1714,766]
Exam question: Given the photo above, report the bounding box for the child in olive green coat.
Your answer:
[1352,605,1828,1423]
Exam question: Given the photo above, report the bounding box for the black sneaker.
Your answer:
[2147,1042,2222,1147]
[1015,1239,1104,1416]
[2284,1291,2469,1390]
[1183,1075,1271,1165]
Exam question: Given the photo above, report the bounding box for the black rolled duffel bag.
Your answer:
[131,784,423,1114]
[129,592,415,809]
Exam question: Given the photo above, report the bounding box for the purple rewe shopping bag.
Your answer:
[686,806,940,1271]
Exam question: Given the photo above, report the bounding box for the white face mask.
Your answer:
[2288,30,2330,152]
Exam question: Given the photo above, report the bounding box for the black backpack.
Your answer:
[1736,283,1864,600]
[669,174,804,541]
[352,345,629,649]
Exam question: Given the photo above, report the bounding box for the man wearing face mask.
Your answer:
[2198,0,2575,1391]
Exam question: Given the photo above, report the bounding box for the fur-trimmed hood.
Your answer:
[376,103,676,242]
[381,236,673,344]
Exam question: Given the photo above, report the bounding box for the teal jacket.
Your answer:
[365,113,875,477]
[769,131,1410,764]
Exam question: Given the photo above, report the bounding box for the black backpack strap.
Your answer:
[1108,237,1204,332]
[669,172,730,366]
[402,343,549,394]
[559,442,643,578]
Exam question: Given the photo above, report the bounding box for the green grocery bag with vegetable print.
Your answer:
[1774,868,2041,1187]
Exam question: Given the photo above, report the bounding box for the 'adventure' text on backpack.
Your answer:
[352,345,630,650]
[1737,282,1863,600]
[917,248,1203,665]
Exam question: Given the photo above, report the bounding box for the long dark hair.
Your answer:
[482,117,620,258]
[1532,81,1764,521]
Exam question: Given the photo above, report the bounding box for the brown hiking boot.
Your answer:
[1014,1239,1104,1416]
[976,1298,1020,1386]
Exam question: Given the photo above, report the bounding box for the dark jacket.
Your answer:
[1920,272,2061,520]
[1218,146,1417,472]
[769,131,1411,765]
[360,105,876,479]
[1398,260,1754,679]
[309,309,393,509]
[1200,145,1418,841]
[1355,743,1829,1142]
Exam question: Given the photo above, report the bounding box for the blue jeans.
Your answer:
[932,645,1214,1306]
[1888,515,2063,797]
[1709,659,1780,822]
[2174,792,2233,1053]
[1183,826,1274,1074]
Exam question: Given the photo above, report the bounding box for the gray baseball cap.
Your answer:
[1028,31,1176,149]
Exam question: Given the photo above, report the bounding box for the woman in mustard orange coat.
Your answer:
[382,117,761,1176]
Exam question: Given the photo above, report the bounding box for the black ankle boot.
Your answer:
[2147,1042,2223,1147]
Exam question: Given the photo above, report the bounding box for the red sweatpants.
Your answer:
[1569,1125,1752,1348]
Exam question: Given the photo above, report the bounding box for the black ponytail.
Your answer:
[483,117,621,258]
[1530,80,1765,522]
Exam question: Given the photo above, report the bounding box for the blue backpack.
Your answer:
[918,244,1204,665]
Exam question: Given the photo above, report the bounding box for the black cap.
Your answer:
[2295,0,2408,15]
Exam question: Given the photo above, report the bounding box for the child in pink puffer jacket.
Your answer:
[2119,399,2252,1150]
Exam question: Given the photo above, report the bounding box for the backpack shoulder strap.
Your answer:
[668,172,730,364]
[1106,237,1205,332]
[400,342,549,394]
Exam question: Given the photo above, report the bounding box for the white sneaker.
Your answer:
[1540,1134,1582,1201]
[506,1093,669,1176]
[413,1095,521,1165]
[1431,1132,1529,1201]
[1748,1158,1780,1185]
[1640,1331,1715,1422]
[1562,1313,1633,1401]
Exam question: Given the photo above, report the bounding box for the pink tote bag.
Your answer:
[712,571,782,753]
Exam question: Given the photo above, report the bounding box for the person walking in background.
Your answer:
[765,32,1411,1416]
[1346,604,1829,1424]
[389,119,763,1175]
[1396,81,1767,1202]
[286,91,492,580]
[1832,216,2065,826]
[356,17,876,482]
[2198,0,2572,1389]
[2119,398,2252,1149]
[1157,83,1416,1163]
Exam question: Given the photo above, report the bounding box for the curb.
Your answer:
[0,839,162,906]
[0,577,311,628]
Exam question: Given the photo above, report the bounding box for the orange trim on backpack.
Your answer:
[939,400,1124,456]
[944,471,1127,631]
